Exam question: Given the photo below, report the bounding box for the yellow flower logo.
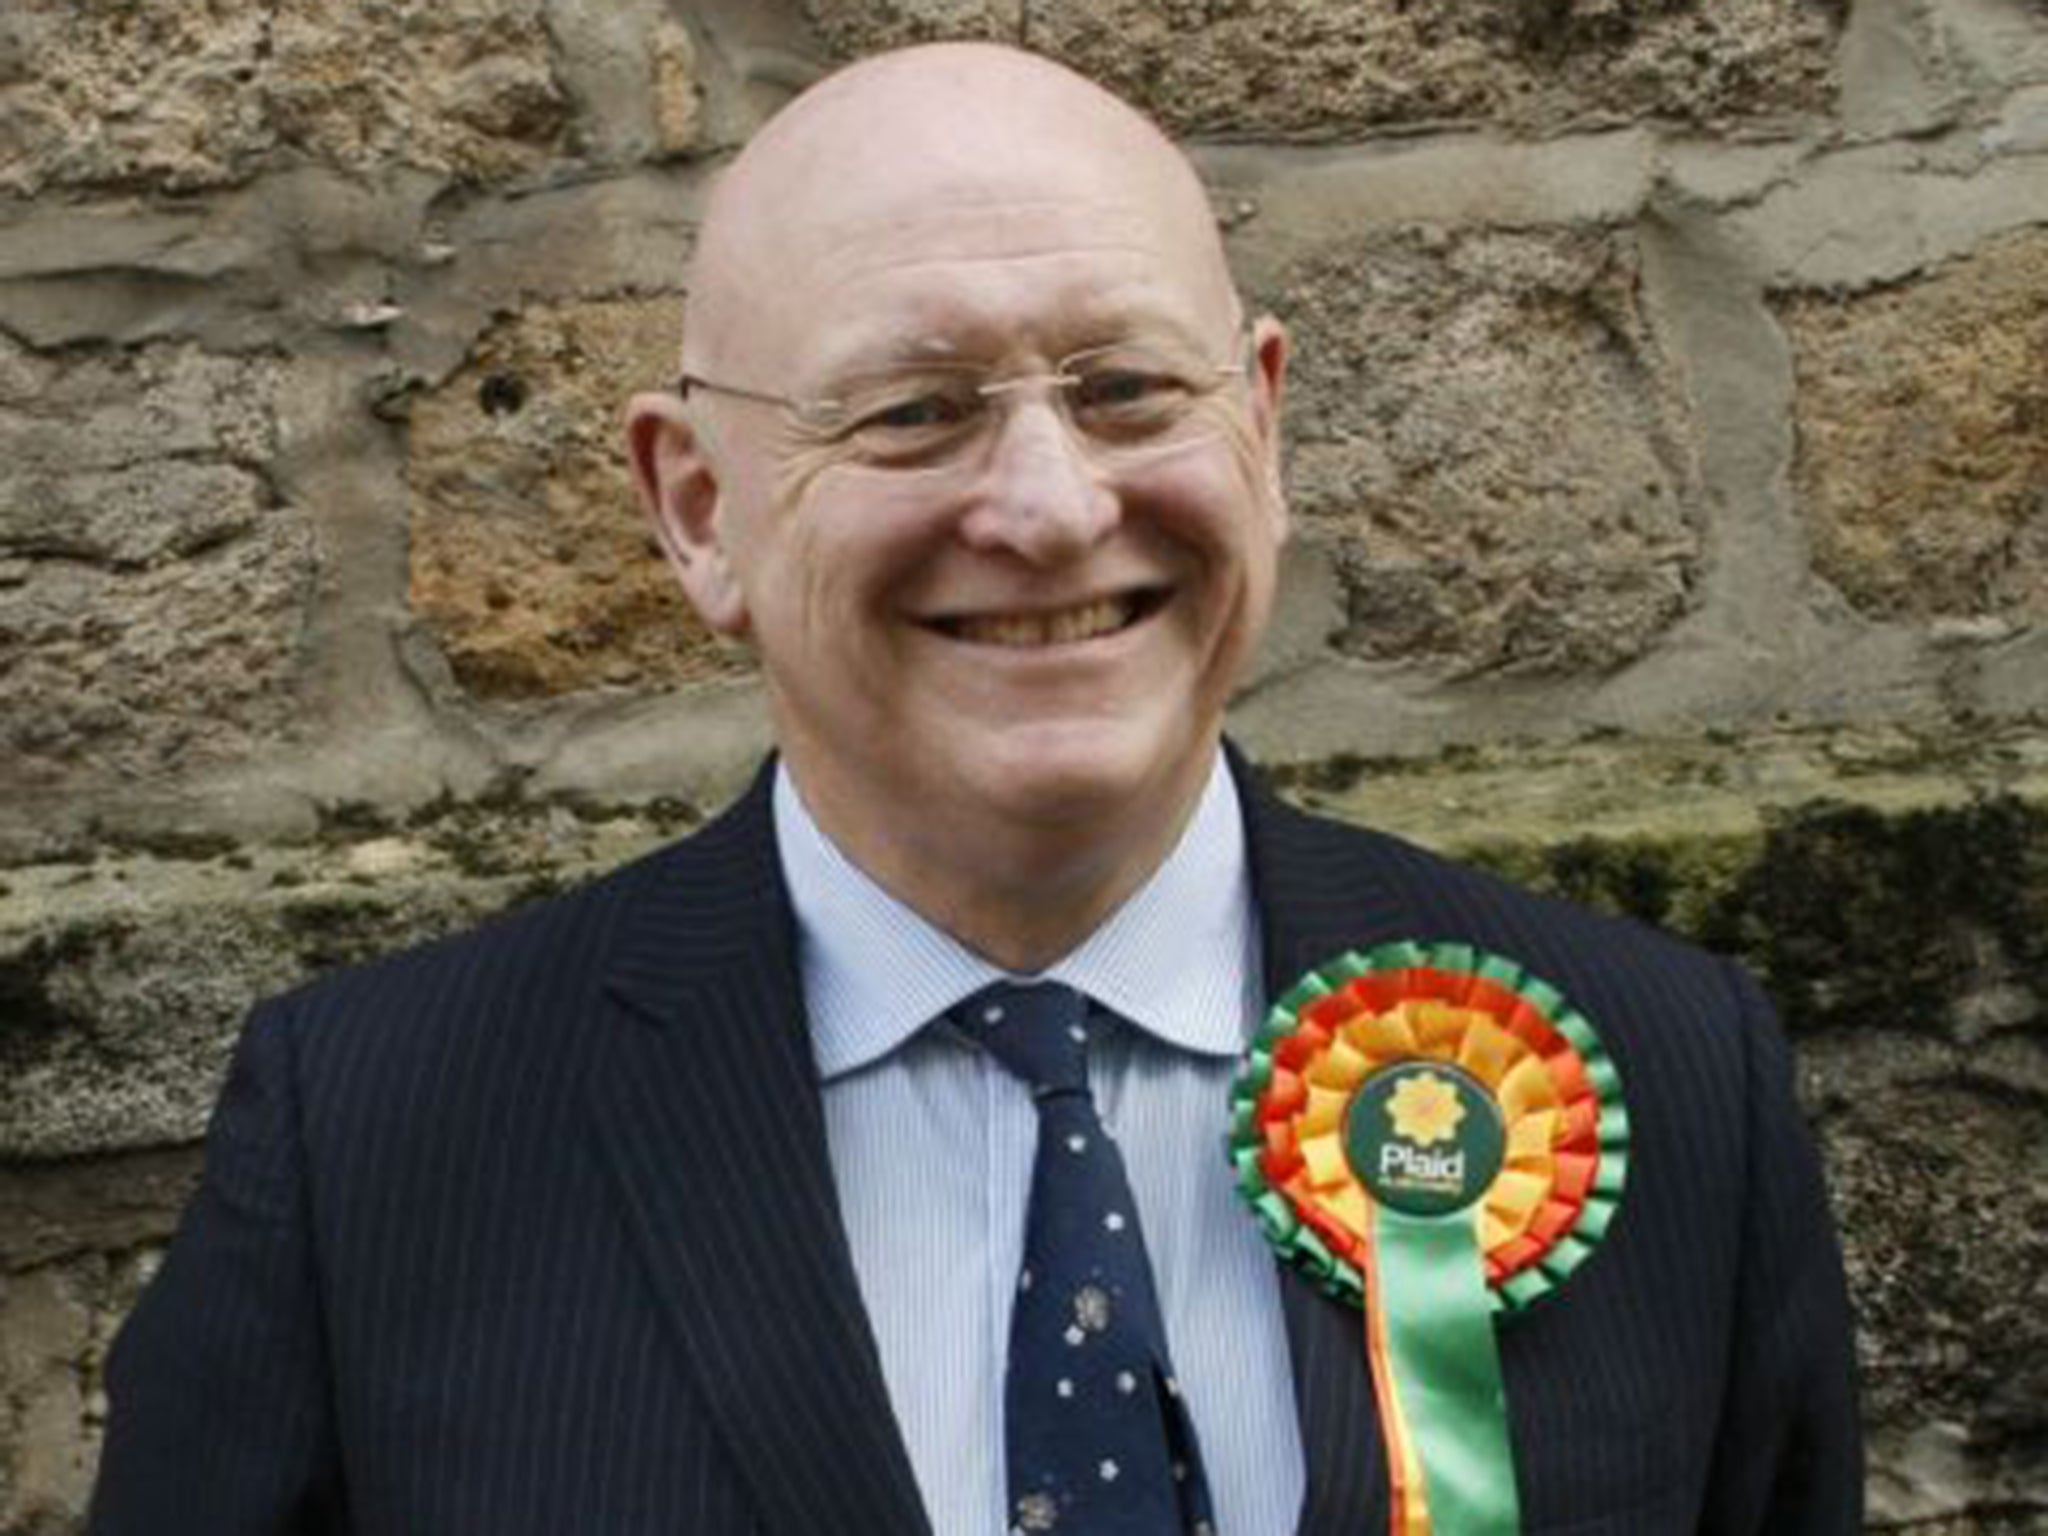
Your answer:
[1386,1071,1467,1148]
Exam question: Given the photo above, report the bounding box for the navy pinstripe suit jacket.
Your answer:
[91,756,1861,1534]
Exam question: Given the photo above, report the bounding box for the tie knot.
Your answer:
[954,980,1092,1097]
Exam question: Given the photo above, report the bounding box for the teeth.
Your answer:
[953,597,1136,648]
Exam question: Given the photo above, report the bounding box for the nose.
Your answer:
[956,392,1120,563]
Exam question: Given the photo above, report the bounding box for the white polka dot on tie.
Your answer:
[1019,1268,1033,1292]
[1173,1460,1189,1483]
[1104,1211,1126,1233]
[1064,1324,1085,1346]
[983,1004,1006,1025]
[1067,1024,1087,1044]
[1164,1375,1181,1398]
[1116,1370,1137,1394]
[1065,1133,1087,1154]
[1056,1378,1074,1399]
[1099,1459,1120,1483]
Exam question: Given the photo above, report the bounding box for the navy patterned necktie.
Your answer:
[954,980,1216,1536]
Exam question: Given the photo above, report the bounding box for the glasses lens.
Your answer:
[1063,344,1217,453]
[822,367,989,468]
[814,339,1240,478]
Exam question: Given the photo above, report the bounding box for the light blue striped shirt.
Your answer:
[774,756,1305,1536]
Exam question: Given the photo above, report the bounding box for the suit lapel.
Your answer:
[1234,747,1410,1536]
[583,769,932,1536]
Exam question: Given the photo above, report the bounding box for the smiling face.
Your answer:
[627,46,1288,952]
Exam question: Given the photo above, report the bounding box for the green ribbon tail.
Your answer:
[1375,1208,1522,1534]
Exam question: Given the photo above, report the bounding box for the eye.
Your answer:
[1074,369,1166,408]
[862,392,973,432]
[1069,361,1194,430]
[833,375,987,464]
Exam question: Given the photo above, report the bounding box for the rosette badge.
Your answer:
[1229,941,1629,1535]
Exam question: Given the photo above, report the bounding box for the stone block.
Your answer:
[1824,1075,2048,1437]
[407,296,745,700]
[0,1152,199,1272]
[0,803,686,1158]
[539,0,706,165]
[0,1251,155,1536]
[1866,1421,2047,1529]
[3,879,337,1161]
[0,0,570,195]
[1782,231,2048,625]
[805,0,1840,134]
[0,339,313,790]
[0,1263,94,1533]
[803,0,1021,55]
[1263,228,1697,675]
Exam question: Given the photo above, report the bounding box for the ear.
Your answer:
[1246,314,1290,539]
[623,391,749,636]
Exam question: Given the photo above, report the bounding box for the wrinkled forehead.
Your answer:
[685,49,1238,377]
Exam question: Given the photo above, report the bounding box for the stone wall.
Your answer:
[2,0,2045,1529]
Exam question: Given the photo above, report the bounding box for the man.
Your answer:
[91,42,1860,1536]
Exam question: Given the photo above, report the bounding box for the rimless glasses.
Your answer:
[675,329,1253,478]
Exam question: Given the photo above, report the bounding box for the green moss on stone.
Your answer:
[1309,779,2048,1045]
[1463,832,1753,935]
[1700,796,2048,1038]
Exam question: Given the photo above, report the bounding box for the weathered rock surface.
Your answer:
[0,339,313,789]
[544,0,707,164]
[0,1155,199,1536]
[406,297,743,700]
[1783,230,2048,624]
[0,1251,154,1536]
[800,0,1019,57]
[0,1153,200,1274]
[0,798,696,1158]
[805,0,1842,135]
[1263,228,1697,675]
[1865,1422,2048,1529]
[1824,1075,2047,1440]
[0,0,571,196]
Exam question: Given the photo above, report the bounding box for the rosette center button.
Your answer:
[1346,1061,1506,1217]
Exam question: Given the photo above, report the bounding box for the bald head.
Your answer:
[624,42,1290,966]
[683,44,1238,380]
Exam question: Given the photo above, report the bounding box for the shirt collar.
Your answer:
[774,754,1261,1083]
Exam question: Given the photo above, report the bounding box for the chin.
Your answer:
[951,716,1211,830]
